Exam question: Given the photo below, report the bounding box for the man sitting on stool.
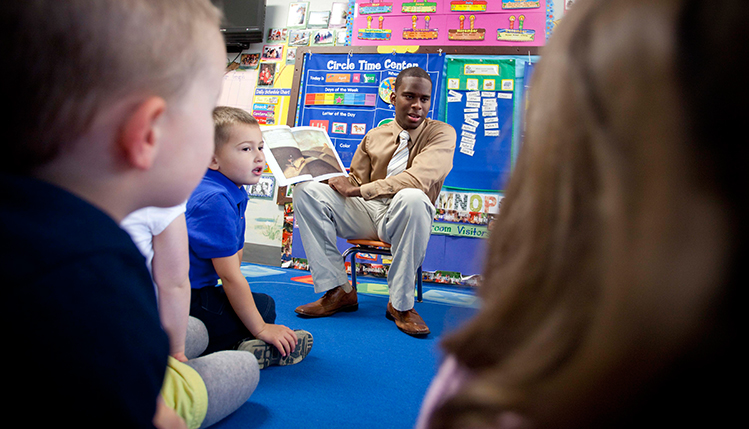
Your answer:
[293,66,456,335]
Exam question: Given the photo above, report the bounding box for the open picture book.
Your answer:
[260,125,348,187]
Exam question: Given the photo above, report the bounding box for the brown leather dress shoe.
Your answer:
[295,286,358,317]
[386,302,430,336]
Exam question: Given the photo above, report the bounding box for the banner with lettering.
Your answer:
[432,189,503,238]
[435,189,502,214]
[294,52,445,167]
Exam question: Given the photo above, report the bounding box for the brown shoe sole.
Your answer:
[295,302,359,318]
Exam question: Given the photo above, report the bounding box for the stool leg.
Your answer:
[416,265,423,303]
[350,250,358,292]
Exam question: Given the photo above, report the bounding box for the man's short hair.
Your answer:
[213,106,260,151]
[1,0,221,173]
[394,67,432,91]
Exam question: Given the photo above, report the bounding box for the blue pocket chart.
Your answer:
[442,57,517,192]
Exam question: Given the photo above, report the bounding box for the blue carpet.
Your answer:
[212,264,478,429]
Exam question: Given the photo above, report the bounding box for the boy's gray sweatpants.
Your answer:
[185,317,259,428]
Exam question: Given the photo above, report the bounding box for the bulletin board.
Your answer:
[287,46,539,179]
[352,0,548,47]
[288,48,446,167]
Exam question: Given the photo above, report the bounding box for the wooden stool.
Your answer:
[341,239,423,303]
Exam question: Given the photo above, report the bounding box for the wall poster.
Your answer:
[443,56,516,191]
[293,52,446,167]
[353,0,547,47]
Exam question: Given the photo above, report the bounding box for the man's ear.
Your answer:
[117,96,167,170]
[390,89,397,106]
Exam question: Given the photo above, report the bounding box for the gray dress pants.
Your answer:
[293,181,435,311]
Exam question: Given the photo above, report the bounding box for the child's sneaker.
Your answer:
[237,329,313,369]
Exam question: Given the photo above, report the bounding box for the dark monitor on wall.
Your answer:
[211,0,266,52]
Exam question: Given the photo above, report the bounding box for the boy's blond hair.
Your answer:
[213,106,260,151]
[2,0,221,173]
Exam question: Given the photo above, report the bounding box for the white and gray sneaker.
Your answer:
[237,329,313,369]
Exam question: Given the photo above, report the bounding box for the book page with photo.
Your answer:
[261,125,347,186]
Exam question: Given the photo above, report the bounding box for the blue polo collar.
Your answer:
[204,169,246,205]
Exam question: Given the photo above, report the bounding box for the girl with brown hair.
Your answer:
[417,0,745,427]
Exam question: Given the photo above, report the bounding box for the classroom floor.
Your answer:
[210,263,479,429]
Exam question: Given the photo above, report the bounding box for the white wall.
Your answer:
[226,0,344,61]
[264,0,342,30]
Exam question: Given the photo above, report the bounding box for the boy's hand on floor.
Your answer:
[255,324,297,357]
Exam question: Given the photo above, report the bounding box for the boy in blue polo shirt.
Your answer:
[186,106,312,368]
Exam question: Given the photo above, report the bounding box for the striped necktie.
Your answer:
[387,130,410,178]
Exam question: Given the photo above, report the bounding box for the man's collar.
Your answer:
[394,118,428,143]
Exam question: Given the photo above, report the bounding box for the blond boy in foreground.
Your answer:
[2,1,229,426]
